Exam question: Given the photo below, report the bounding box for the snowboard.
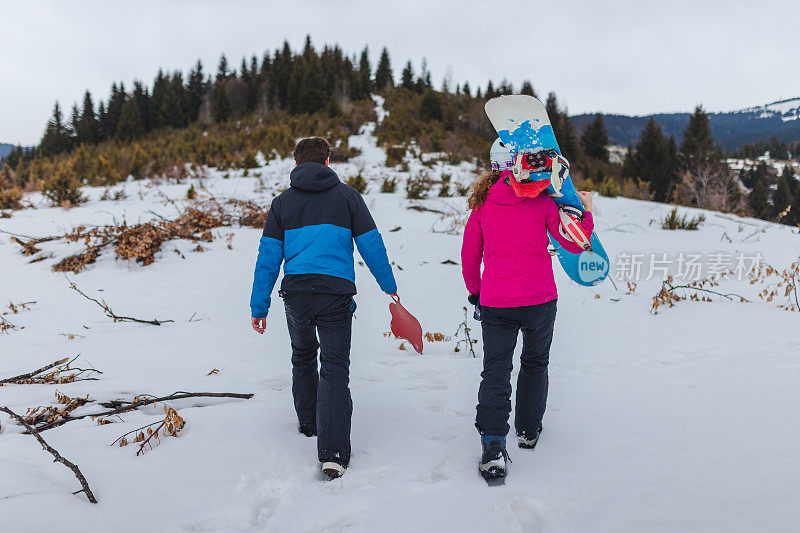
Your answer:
[484,95,609,287]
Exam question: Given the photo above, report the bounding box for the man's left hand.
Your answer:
[251,317,266,334]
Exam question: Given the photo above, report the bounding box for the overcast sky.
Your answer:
[2,0,797,145]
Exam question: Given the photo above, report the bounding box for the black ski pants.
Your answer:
[283,292,356,466]
[476,299,557,437]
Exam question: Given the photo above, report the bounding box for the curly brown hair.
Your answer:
[467,170,501,210]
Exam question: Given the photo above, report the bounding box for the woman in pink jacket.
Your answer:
[461,145,594,483]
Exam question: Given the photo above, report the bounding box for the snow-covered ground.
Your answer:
[2,101,800,532]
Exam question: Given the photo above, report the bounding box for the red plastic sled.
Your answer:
[389,294,423,354]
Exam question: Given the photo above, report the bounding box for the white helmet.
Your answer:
[490,138,514,172]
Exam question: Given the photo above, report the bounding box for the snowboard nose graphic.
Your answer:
[389,294,423,354]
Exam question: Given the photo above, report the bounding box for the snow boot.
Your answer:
[321,460,346,480]
[479,435,510,484]
[517,426,542,450]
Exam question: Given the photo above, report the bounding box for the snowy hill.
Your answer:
[2,98,800,532]
[739,97,800,122]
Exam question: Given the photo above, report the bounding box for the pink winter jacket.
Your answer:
[461,176,594,308]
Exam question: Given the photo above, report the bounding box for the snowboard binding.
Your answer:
[558,205,592,251]
[511,148,567,195]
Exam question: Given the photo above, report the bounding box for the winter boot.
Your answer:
[321,460,346,480]
[479,435,510,483]
[517,426,542,450]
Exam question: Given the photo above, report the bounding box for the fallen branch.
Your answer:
[741,223,773,243]
[67,278,174,326]
[0,355,100,386]
[112,405,185,456]
[0,406,97,503]
[9,235,59,256]
[0,357,70,384]
[0,315,19,334]
[34,391,254,432]
[651,275,750,314]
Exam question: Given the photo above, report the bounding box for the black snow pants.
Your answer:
[475,299,557,438]
[283,292,356,466]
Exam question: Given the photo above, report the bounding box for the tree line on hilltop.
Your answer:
[1,36,798,226]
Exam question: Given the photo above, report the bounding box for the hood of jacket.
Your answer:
[290,162,341,192]
[486,172,526,206]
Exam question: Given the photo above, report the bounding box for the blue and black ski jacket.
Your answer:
[250,162,397,318]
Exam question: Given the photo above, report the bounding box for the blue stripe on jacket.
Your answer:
[355,228,397,294]
[283,224,356,280]
[250,236,283,317]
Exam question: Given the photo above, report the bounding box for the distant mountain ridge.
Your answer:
[740,97,800,122]
[0,143,15,160]
[573,98,800,152]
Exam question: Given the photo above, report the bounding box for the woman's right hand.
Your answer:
[577,191,593,213]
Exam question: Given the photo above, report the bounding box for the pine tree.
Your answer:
[485,81,495,99]
[520,80,536,97]
[580,113,609,162]
[39,102,73,157]
[749,178,770,219]
[374,47,393,91]
[160,71,187,128]
[104,82,126,138]
[558,112,580,162]
[260,52,272,82]
[248,55,259,111]
[786,187,800,226]
[286,59,304,113]
[782,165,797,195]
[419,90,443,121]
[116,97,145,140]
[149,70,169,129]
[75,90,100,144]
[186,60,206,122]
[131,81,150,132]
[462,81,472,97]
[302,35,314,62]
[97,101,107,140]
[358,46,371,97]
[212,81,230,122]
[680,105,717,170]
[773,177,792,218]
[498,79,513,95]
[545,93,559,122]
[217,54,230,80]
[415,58,430,93]
[623,117,677,202]
[401,61,415,89]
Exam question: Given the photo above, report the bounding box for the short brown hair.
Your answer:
[293,137,331,165]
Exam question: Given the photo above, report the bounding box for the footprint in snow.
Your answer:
[509,495,544,533]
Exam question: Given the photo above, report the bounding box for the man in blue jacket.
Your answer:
[250,137,397,479]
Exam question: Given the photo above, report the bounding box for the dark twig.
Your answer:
[663,280,750,302]
[454,306,478,358]
[66,277,174,326]
[34,391,255,432]
[0,357,70,384]
[0,406,97,503]
[110,420,164,447]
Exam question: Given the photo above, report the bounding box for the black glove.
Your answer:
[467,293,480,306]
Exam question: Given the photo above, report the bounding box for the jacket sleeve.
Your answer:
[545,201,595,254]
[351,192,397,294]
[461,208,483,295]
[250,201,284,317]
